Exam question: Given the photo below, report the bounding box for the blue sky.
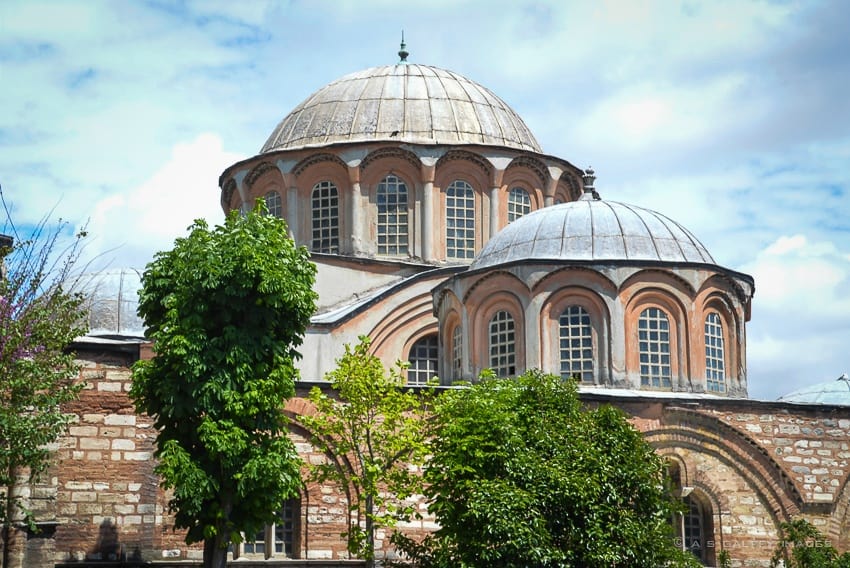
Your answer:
[2,0,849,400]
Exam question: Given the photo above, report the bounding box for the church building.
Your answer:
[8,48,850,567]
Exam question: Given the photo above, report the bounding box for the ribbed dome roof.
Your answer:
[471,198,715,270]
[778,375,850,405]
[80,268,145,337]
[261,64,541,153]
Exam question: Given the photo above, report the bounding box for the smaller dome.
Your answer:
[471,199,715,270]
[79,268,145,337]
[778,374,850,405]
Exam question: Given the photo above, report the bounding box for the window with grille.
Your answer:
[704,313,726,392]
[507,187,531,222]
[638,307,671,388]
[489,311,516,377]
[683,497,706,563]
[451,325,462,380]
[559,305,593,382]
[264,190,282,218]
[243,499,298,558]
[446,180,475,260]
[407,335,438,385]
[377,175,409,256]
[311,181,339,253]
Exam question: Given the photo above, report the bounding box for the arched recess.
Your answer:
[471,289,526,377]
[367,292,437,366]
[828,475,850,548]
[283,398,359,557]
[554,171,581,203]
[698,290,741,395]
[434,150,492,259]
[503,156,546,223]
[645,409,803,536]
[403,330,440,386]
[540,285,611,385]
[221,178,238,212]
[293,156,349,251]
[245,161,286,218]
[624,286,690,390]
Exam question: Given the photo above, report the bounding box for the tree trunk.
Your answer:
[364,494,374,568]
[203,536,228,568]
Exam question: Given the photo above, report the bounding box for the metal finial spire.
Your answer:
[398,31,409,63]
[581,167,600,200]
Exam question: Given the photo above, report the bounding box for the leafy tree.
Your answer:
[770,518,850,568]
[130,207,317,568]
[300,337,432,568]
[398,370,698,568]
[0,218,88,568]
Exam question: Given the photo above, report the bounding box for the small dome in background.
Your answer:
[778,374,850,406]
[260,64,541,153]
[471,199,715,270]
[79,268,145,338]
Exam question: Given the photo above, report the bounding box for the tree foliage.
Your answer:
[0,218,88,565]
[300,337,432,568]
[397,370,698,568]
[130,207,317,568]
[770,518,850,568]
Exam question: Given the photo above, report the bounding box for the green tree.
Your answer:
[0,218,88,568]
[770,518,850,568]
[400,370,698,568]
[130,207,317,568]
[300,337,432,568]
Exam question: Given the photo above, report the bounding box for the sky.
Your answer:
[1,0,848,401]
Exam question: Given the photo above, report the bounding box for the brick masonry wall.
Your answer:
[25,351,850,567]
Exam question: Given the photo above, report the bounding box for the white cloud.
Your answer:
[83,133,241,269]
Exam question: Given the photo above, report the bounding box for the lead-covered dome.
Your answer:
[778,374,850,405]
[471,197,715,270]
[261,64,541,153]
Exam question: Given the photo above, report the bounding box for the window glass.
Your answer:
[311,181,339,253]
[452,325,463,380]
[446,180,475,259]
[264,190,282,218]
[377,175,409,256]
[638,307,671,388]
[704,313,726,392]
[408,335,438,385]
[489,311,516,377]
[559,305,593,382]
[507,187,531,222]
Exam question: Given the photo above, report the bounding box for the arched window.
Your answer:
[311,181,339,253]
[264,190,282,218]
[507,187,531,222]
[451,325,463,380]
[446,180,475,260]
[243,498,299,558]
[704,313,726,392]
[377,175,409,256]
[683,496,707,563]
[489,311,516,377]
[559,305,593,382]
[638,307,671,388]
[407,335,438,385]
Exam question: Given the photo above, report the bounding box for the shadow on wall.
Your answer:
[88,519,142,562]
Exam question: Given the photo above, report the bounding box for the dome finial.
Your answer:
[581,167,600,200]
[398,31,409,63]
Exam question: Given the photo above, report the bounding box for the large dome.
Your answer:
[778,374,850,405]
[471,197,715,270]
[261,64,542,153]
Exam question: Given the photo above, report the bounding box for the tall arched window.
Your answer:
[704,313,726,392]
[377,175,409,256]
[489,311,516,377]
[507,187,531,222]
[683,496,707,563]
[446,180,475,260]
[559,305,593,382]
[311,181,339,253]
[264,190,282,218]
[451,325,463,380]
[638,307,671,388]
[407,335,438,385]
